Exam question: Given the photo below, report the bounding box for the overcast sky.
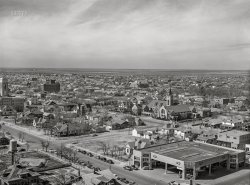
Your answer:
[0,0,249,69]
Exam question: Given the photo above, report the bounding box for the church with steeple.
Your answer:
[144,83,192,121]
[165,87,173,106]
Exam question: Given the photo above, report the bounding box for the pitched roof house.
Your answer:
[0,165,40,185]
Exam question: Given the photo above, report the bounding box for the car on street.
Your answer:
[81,150,87,154]
[99,157,107,161]
[87,152,94,157]
[142,166,153,170]
[123,166,133,171]
[107,159,114,164]
[94,167,101,171]
[18,148,26,152]
[121,178,129,184]
[48,149,56,153]
[131,165,139,170]
[129,181,136,185]
[168,181,180,185]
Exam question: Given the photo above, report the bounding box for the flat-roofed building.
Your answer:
[132,141,245,180]
[0,77,8,97]
[43,79,60,93]
[0,97,25,112]
[217,130,250,150]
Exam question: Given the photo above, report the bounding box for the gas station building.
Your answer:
[132,141,245,180]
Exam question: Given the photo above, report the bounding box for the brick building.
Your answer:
[43,80,60,93]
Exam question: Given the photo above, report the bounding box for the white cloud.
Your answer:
[0,0,249,69]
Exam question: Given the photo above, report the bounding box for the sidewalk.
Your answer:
[3,121,54,141]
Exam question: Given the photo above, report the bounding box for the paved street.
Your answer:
[2,122,250,185]
[212,169,250,185]
[1,123,169,185]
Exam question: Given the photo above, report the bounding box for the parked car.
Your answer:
[117,177,122,181]
[88,153,94,157]
[94,167,101,171]
[107,159,114,164]
[129,181,136,185]
[123,166,133,171]
[87,164,93,169]
[48,149,56,153]
[96,155,101,159]
[121,179,129,184]
[168,181,180,185]
[142,166,152,170]
[131,165,138,170]
[100,157,107,161]
[18,148,26,152]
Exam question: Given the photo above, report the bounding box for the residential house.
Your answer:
[125,139,152,156]
[235,96,248,107]
[174,127,192,140]
[81,169,120,185]
[191,107,212,118]
[111,119,130,130]
[141,105,152,116]
[221,118,244,130]
[131,128,153,140]
[0,106,17,116]
[207,119,222,129]
[0,132,10,146]
[54,121,91,136]
[0,165,40,185]
[195,131,217,144]
[140,119,147,127]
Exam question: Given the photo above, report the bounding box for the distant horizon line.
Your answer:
[0,67,249,71]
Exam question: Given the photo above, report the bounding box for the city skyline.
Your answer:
[1,0,250,69]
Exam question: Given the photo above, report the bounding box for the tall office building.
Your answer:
[43,79,60,93]
[0,77,9,97]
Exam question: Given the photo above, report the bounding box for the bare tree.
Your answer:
[71,149,79,163]
[97,141,108,155]
[117,147,125,160]
[21,134,25,142]
[110,146,116,157]
[113,145,118,158]
[44,140,50,152]
[40,140,46,151]
[57,144,65,158]
[18,132,22,141]
[54,170,68,185]
[26,142,30,151]
[106,143,110,156]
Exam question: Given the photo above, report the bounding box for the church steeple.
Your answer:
[168,84,172,95]
[166,83,173,106]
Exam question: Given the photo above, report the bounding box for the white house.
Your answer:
[221,118,243,128]
[132,128,153,140]
[174,127,192,139]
